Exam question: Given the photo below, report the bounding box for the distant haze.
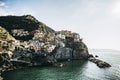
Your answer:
[0,0,120,50]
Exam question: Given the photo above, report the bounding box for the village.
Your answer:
[0,26,83,59]
[14,29,82,56]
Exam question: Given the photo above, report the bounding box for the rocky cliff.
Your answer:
[0,15,110,80]
[0,14,89,73]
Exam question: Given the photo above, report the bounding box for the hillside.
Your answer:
[0,15,55,40]
[0,26,15,40]
[0,26,15,52]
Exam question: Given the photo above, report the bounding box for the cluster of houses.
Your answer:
[11,29,29,37]
[19,30,82,54]
[27,30,56,53]
[56,30,81,42]
[0,26,82,56]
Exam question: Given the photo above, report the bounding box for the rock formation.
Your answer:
[88,57,111,68]
[0,15,111,79]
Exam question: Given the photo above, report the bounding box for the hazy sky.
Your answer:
[0,0,120,50]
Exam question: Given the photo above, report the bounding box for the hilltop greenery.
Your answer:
[0,15,55,40]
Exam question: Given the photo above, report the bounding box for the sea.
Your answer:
[2,49,120,80]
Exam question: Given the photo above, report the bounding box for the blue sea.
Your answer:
[2,49,120,80]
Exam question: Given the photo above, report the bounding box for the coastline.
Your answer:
[0,15,111,80]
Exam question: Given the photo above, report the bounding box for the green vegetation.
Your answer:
[0,15,55,40]
[0,26,15,52]
[0,26,15,40]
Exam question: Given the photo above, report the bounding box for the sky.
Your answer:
[0,0,120,50]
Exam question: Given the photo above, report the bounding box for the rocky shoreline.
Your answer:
[88,55,111,68]
[0,15,111,80]
[0,44,111,80]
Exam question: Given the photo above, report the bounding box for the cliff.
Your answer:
[0,14,89,65]
[0,15,110,80]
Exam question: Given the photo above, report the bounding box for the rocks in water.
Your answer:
[88,57,111,68]
[88,54,111,68]
[97,61,111,68]
[88,54,94,58]
[95,55,98,58]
